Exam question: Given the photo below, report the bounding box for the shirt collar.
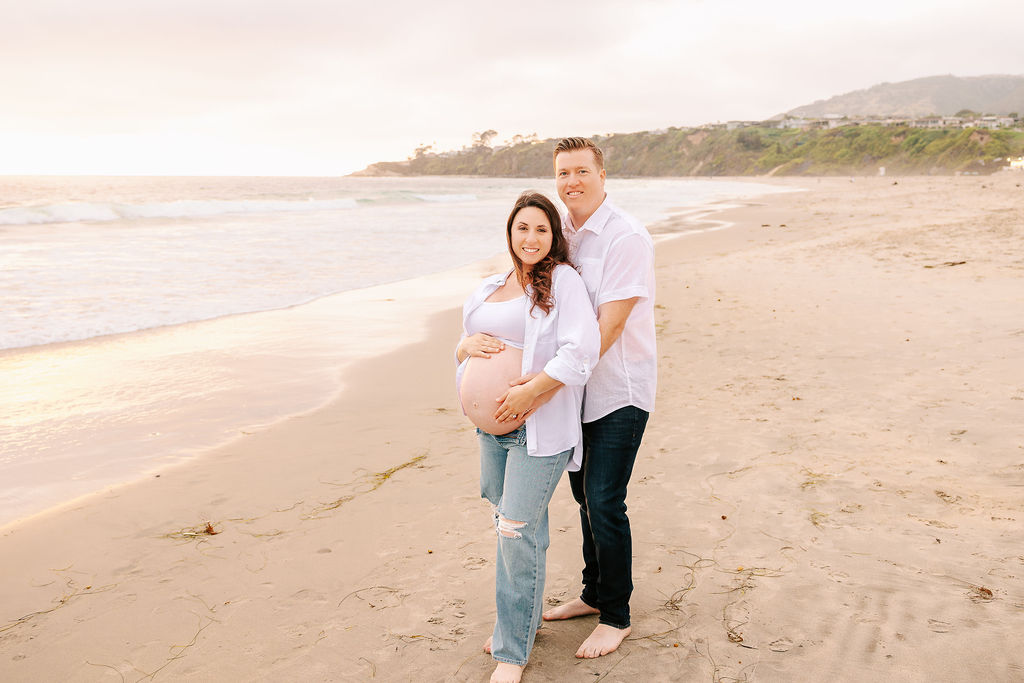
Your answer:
[565,196,613,236]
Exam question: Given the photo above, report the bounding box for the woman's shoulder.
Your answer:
[552,262,584,285]
[473,270,512,291]
[464,271,510,307]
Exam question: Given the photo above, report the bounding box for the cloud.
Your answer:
[2,0,1022,173]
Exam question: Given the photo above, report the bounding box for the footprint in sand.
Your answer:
[927,619,951,633]
[769,638,793,652]
[462,556,488,570]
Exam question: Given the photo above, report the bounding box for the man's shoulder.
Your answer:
[603,201,652,244]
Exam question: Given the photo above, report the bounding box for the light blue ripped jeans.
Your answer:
[478,425,572,666]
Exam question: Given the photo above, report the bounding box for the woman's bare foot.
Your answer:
[490,662,524,683]
[542,597,600,621]
[483,635,492,654]
[575,624,631,658]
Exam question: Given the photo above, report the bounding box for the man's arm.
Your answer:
[509,295,638,402]
[597,297,639,357]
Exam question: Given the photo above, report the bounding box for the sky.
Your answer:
[3,0,1023,176]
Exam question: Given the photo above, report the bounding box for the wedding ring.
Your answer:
[512,414,518,419]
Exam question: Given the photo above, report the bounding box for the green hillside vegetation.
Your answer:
[357,125,1024,177]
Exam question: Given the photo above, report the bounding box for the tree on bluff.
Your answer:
[472,130,499,148]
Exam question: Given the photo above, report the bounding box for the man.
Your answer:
[541,137,657,658]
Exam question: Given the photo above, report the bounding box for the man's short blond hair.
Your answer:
[553,137,605,170]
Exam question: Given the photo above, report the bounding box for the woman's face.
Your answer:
[509,205,553,271]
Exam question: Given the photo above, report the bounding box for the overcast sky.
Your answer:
[3,0,1022,175]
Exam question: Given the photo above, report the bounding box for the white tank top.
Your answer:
[465,295,527,348]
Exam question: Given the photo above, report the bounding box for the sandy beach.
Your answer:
[2,174,1022,682]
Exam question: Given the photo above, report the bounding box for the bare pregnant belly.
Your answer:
[460,346,526,436]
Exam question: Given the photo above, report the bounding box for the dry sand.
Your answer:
[1,174,1022,682]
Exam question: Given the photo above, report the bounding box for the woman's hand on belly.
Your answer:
[457,333,505,362]
[493,383,541,424]
[507,372,560,416]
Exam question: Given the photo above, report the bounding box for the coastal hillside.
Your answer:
[354,125,1024,177]
[354,74,1024,178]
[785,74,1024,118]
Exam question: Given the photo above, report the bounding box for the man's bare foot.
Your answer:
[490,662,524,683]
[575,624,631,658]
[483,635,492,654]
[542,597,600,621]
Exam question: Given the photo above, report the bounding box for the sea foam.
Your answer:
[0,198,360,226]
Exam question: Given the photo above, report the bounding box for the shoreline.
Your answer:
[0,251,511,530]
[0,180,789,530]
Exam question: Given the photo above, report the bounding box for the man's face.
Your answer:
[555,149,606,223]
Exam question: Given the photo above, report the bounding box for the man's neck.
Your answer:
[567,193,607,231]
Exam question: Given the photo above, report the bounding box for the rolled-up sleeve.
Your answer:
[542,267,600,387]
[597,232,652,307]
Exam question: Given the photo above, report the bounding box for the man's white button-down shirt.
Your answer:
[564,198,657,423]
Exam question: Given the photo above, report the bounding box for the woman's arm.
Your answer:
[498,266,599,418]
[541,266,600,387]
[493,372,561,423]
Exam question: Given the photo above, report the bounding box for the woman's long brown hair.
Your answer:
[506,191,571,315]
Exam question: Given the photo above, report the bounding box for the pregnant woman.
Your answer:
[456,191,599,683]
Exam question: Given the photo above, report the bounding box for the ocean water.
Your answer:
[0,175,791,526]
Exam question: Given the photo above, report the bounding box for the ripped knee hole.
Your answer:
[496,514,527,539]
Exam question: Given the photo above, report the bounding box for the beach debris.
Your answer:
[0,580,117,635]
[306,453,427,518]
[165,521,221,540]
[969,585,994,602]
[923,261,967,268]
[800,468,831,490]
[339,585,406,610]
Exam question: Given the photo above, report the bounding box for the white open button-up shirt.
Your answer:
[457,264,600,471]
[564,198,657,423]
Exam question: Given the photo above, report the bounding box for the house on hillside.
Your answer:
[824,114,849,129]
[1007,156,1024,170]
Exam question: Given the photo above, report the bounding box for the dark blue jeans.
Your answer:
[569,405,649,629]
